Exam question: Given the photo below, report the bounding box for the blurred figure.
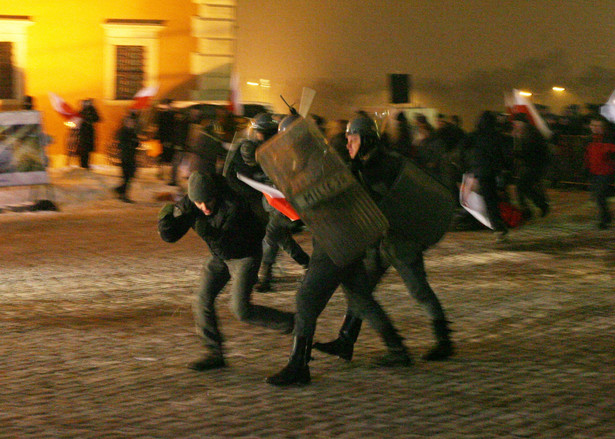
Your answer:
[77,98,100,169]
[434,113,467,202]
[383,111,414,159]
[155,99,176,184]
[114,113,140,203]
[22,95,34,110]
[511,113,550,219]
[450,114,463,129]
[585,115,615,229]
[326,119,351,162]
[465,111,511,239]
[413,113,443,179]
[225,112,276,225]
[245,113,310,292]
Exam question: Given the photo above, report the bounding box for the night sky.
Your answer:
[235,0,615,122]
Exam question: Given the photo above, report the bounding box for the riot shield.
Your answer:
[379,160,454,247]
[256,117,388,267]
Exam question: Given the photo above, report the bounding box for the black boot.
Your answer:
[188,347,226,371]
[266,336,312,386]
[313,314,363,361]
[423,319,454,361]
[374,345,413,367]
[255,263,273,293]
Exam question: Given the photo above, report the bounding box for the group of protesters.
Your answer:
[154,103,614,387]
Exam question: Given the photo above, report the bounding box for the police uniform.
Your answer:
[313,116,454,362]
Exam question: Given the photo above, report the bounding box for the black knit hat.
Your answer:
[188,171,219,203]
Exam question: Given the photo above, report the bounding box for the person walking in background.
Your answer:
[114,113,140,203]
[382,111,414,159]
[511,113,550,219]
[158,171,294,371]
[77,98,100,169]
[585,115,615,229]
[464,111,511,239]
[434,113,467,204]
[155,99,176,184]
[413,113,445,181]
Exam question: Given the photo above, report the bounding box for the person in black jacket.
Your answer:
[158,171,295,371]
[155,99,176,184]
[465,111,511,237]
[114,113,140,203]
[511,113,550,218]
[77,98,100,169]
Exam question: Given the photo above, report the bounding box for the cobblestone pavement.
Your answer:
[1,172,614,438]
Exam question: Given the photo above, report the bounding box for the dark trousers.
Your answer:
[345,235,446,323]
[117,158,136,195]
[590,174,614,225]
[294,238,402,349]
[479,173,508,232]
[79,150,91,169]
[194,251,294,354]
[262,210,310,267]
[516,166,548,212]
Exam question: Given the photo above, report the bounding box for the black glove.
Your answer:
[158,203,174,220]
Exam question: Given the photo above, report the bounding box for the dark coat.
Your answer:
[78,105,100,153]
[466,129,509,178]
[158,175,265,260]
[156,108,175,144]
[116,125,139,168]
[514,125,550,171]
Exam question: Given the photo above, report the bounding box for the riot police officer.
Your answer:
[313,115,455,362]
[256,113,310,292]
[226,113,310,291]
[266,117,412,387]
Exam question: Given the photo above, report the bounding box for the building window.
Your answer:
[102,19,164,103]
[115,45,144,100]
[0,42,14,99]
[0,16,33,105]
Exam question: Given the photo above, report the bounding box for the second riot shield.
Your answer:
[256,117,389,267]
[378,160,455,247]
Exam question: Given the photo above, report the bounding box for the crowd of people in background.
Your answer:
[143,99,613,233]
[150,98,613,387]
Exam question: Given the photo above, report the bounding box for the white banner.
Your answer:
[0,111,50,187]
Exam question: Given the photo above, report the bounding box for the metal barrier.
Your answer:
[548,135,591,187]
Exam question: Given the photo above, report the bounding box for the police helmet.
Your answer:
[278,113,302,133]
[346,115,380,139]
[251,113,278,135]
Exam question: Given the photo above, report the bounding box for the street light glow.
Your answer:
[552,86,565,92]
[247,81,259,86]
[519,91,532,97]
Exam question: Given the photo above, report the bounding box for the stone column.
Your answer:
[190,0,236,101]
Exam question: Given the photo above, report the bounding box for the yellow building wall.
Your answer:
[0,1,196,166]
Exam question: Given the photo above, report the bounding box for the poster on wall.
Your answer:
[0,111,49,188]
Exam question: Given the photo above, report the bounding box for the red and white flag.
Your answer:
[227,71,244,116]
[236,173,300,221]
[507,89,552,139]
[48,92,82,125]
[600,88,615,123]
[130,85,159,110]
